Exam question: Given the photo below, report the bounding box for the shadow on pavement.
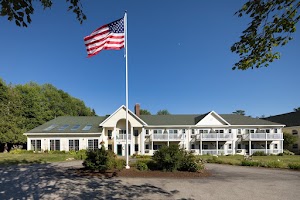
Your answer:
[0,163,176,199]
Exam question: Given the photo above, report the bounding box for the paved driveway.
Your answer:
[0,161,299,200]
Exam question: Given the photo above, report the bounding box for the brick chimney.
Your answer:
[134,103,140,117]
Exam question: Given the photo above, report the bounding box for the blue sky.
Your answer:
[1,0,299,117]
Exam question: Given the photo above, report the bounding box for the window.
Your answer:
[153,129,162,134]
[108,130,112,137]
[135,144,139,151]
[292,144,298,149]
[274,144,278,149]
[146,130,149,135]
[192,129,195,134]
[119,130,126,134]
[229,129,232,133]
[246,129,255,134]
[199,129,208,134]
[69,139,79,151]
[237,144,242,149]
[228,144,232,149]
[182,129,186,134]
[44,124,58,131]
[266,129,270,133]
[31,140,41,151]
[203,145,208,149]
[153,144,162,150]
[133,130,139,136]
[88,139,98,150]
[191,143,195,149]
[238,129,241,134]
[274,129,278,133]
[169,130,178,134]
[108,144,112,151]
[58,124,69,131]
[82,125,92,131]
[215,129,224,133]
[145,144,149,150]
[71,124,80,131]
[292,130,298,135]
[50,140,60,151]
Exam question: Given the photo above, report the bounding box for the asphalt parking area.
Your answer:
[0,161,299,200]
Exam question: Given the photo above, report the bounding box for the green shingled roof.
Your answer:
[28,116,107,133]
[264,112,300,127]
[139,113,282,126]
[220,114,283,126]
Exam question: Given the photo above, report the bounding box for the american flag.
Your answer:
[84,18,125,57]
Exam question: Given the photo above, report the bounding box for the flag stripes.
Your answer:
[84,18,124,58]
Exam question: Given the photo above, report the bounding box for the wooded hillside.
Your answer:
[0,79,95,144]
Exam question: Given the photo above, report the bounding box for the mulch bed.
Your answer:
[70,167,212,179]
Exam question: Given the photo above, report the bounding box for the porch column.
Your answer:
[281,140,283,153]
[249,141,252,155]
[232,140,235,155]
[130,126,134,156]
[113,126,117,155]
[216,141,218,155]
[200,140,202,155]
[265,140,267,154]
[167,130,170,146]
[141,127,145,155]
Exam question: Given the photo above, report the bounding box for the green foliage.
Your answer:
[179,151,203,172]
[153,144,184,171]
[283,133,297,149]
[232,110,245,116]
[48,150,66,154]
[83,147,125,171]
[153,144,202,172]
[241,160,261,167]
[9,149,34,154]
[136,160,149,171]
[294,107,300,112]
[72,149,87,160]
[288,163,300,170]
[140,109,151,115]
[156,109,171,115]
[252,151,267,156]
[0,79,95,144]
[232,0,300,70]
[0,0,86,27]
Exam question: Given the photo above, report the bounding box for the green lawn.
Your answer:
[0,152,78,165]
[198,155,300,169]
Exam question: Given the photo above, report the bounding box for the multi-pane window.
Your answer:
[266,129,270,133]
[246,129,255,134]
[237,144,242,149]
[238,129,241,134]
[153,144,162,150]
[50,140,60,151]
[191,143,195,149]
[133,130,139,136]
[182,129,186,134]
[169,130,178,134]
[145,144,149,149]
[31,140,41,151]
[146,130,149,135]
[274,129,278,133]
[44,124,58,131]
[58,124,69,131]
[199,129,209,134]
[71,124,80,131]
[88,139,98,150]
[215,130,224,133]
[69,139,79,151]
[229,129,232,133]
[228,144,232,149]
[108,130,112,137]
[274,144,278,149]
[192,129,195,134]
[135,144,139,151]
[153,129,163,134]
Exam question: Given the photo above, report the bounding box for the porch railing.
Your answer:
[250,149,282,155]
[245,133,283,140]
[152,134,182,140]
[196,133,233,141]
[116,134,131,140]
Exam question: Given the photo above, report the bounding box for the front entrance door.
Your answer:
[117,144,122,156]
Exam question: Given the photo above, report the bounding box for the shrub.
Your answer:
[146,160,159,170]
[153,144,184,171]
[49,150,66,154]
[265,161,284,168]
[288,163,300,170]
[9,149,34,154]
[241,160,261,167]
[136,161,148,171]
[179,151,202,172]
[73,149,87,160]
[252,151,267,156]
[83,146,124,171]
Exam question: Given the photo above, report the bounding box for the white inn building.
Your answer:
[24,104,285,156]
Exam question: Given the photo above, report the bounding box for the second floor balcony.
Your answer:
[152,134,183,141]
[242,133,283,141]
[196,133,233,141]
[116,134,131,141]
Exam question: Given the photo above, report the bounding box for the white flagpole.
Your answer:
[124,11,130,169]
